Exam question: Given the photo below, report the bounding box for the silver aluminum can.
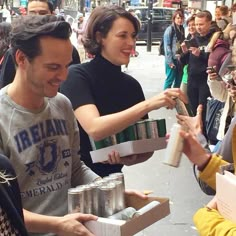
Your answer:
[110,135,117,145]
[94,179,107,186]
[102,176,115,184]
[99,183,116,217]
[108,207,136,220]
[113,180,125,211]
[89,183,101,216]
[163,123,183,167]
[136,120,147,139]
[146,119,158,138]
[68,187,84,213]
[83,185,93,214]
[175,97,187,115]
[109,172,125,189]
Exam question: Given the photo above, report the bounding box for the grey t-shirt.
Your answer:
[0,87,99,235]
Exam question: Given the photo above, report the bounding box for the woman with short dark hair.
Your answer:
[61,5,186,177]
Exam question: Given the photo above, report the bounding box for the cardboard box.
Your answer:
[90,138,167,163]
[84,194,170,236]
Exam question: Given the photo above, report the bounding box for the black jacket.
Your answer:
[0,154,28,235]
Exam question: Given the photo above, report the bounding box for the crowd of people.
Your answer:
[162,3,236,235]
[0,1,236,235]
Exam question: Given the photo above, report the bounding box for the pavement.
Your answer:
[121,44,212,236]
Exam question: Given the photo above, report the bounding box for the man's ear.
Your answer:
[15,49,28,68]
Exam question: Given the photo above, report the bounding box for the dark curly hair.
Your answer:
[83,5,140,55]
[10,15,71,65]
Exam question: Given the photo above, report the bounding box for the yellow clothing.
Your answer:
[193,126,236,235]
[199,154,228,190]
[194,208,236,236]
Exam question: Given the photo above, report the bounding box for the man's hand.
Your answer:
[125,189,148,199]
[56,213,97,236]
[181,42,188,53]
[176,104,203,136]
[180,129,211,170]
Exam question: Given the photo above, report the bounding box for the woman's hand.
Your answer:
[125,189,148,199]
[168,63,176,69]
[147,88,188,110]
[103,151,153,166]
[207,66,219,81]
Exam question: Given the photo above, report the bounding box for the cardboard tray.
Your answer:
[90,138,167,163]
[84,194,170,236]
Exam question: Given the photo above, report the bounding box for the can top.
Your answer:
[100,182,116,190]
[109,172,124,177]
[83,185,92,191]
[68,187,84,194]
[136,120,146,124]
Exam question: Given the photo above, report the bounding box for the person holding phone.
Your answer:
[180,15,197,96]
[207,65,236,144]
[180,11,217,140]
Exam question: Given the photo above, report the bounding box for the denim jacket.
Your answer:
[163,24,178,65]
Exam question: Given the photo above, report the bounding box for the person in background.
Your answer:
[0,22,11,64]
[215,6,222,24]
[180,15,197,96]
[206,31,232,147]
[180,11,216,139]
[73,13,87,62]
[60,5,187,177]
[163,8,185,90]
[218,5,231,30]
[1,5,11,23]
[0,154,28,236]
[0,0,80,89]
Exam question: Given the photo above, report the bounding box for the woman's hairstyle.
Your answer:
[186,15,196,25]
[172,8,184,22]
[10,15,71,64]
[0,22,12,59]
[220,5,229,16]
[83,5,140,55]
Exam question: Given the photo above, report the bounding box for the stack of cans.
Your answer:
[90,118,167,150]
[68,172,125,217]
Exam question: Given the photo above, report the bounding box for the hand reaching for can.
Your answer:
[146,88,188,110]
